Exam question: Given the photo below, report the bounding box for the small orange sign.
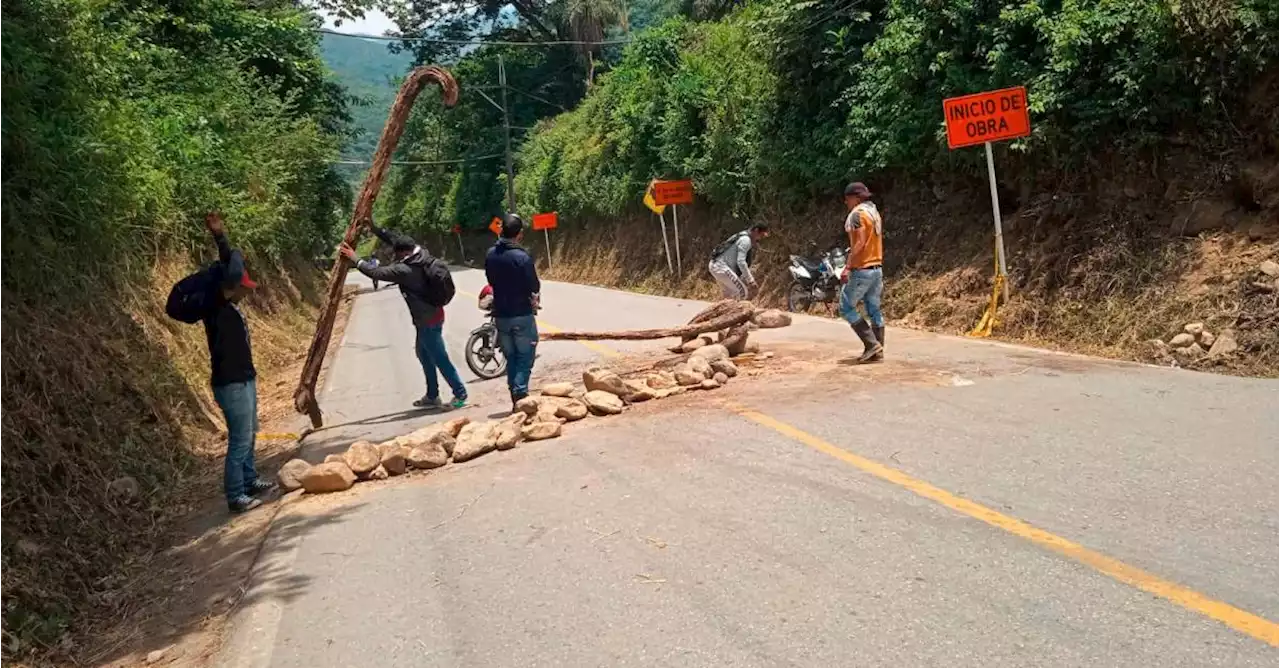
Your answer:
[488,217,502,235]
[943,86,1030,150]
[452,225,461,235]
[652,179,694,206]
[532,212,558,231]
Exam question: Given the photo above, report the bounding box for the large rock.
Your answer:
[583,390,624,415]
[556,399,589,421]
[709,359,738,378]
[535,406,563,424]
[1183,322,1205,336]
[541,382,575,397]
[653,386,687,399]
[674,366,705,386]
[689,344,729,365]
[516,396,543,416]
[583,368,632,396]
[677,338,707,353]
[278,459,312,491]
[625,380,655,402]
[522,421,562,441]
[1169,332,1195,347]
[407,441,449,469]
[688,356,712,376]
[1260,260,1279,278]
[442,417,470,437]
[453,422,498,462]
[713,372,729,385]
[1173,342,1205,361]
[344,441,381,476]
[377,443,407,476]
[1208,329,1239,357]
[367,465,389,481]
[1198,331,1216,348]
[494,414,527,451]
[299,462,357,494]
[323,453,345,465]
[700,378,722,390]
[752,309,792,329]
[646,371,678,390]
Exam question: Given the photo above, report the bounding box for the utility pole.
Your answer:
[498,55,516,212]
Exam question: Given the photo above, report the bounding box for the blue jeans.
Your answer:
[213,379,259,503]
[839,267,885,327]
[416,324,467,401]
[496,314,538,400]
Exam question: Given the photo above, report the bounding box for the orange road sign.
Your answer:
[652,179,694,206]
[943,86,1030,149]
[532,212,558,231]
[489,217,502,235]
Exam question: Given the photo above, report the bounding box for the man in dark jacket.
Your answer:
[202,213,274,514]
[339,227,467,409]
[485,214,541,408]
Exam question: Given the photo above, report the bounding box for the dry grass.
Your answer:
[0,254,331,665]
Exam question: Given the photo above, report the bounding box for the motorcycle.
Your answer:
[465,313,507,380]
[786,243,848,313]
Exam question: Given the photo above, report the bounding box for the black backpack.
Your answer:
[418,257,456,307]
[166,264,220,324]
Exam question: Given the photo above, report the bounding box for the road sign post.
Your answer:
[532,212,558,270]
[453,225,464,261]
[644,182,673,274]
[943,86,1029,306]
[652,179,694,277]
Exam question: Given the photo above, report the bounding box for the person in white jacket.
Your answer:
[707,223,770,299]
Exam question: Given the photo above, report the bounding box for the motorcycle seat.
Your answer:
[796,256,825,273]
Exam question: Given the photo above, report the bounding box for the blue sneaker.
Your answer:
[229,495,264,514]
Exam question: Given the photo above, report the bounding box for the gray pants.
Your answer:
[708,260,747,299]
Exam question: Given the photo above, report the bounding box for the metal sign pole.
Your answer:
[456,230,465,261]
[672,204,682,276]
[544,228,553,269]
[983,141,1010,302]
[657,211,673,273]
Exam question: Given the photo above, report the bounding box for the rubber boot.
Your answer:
[851,320,883,362]
[870,325,885,362]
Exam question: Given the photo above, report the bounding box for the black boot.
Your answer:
[870,325,885,362]
[851,321,883,362]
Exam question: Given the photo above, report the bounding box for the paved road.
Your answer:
[219,266,1278,667]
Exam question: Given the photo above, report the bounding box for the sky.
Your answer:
[323,8,398,36]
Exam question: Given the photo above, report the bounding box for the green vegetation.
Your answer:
[2,0,352,291]
[515,0,1278,217]
[2,0,351,657]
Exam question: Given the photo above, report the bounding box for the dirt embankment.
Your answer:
[0,255,340,665]
[470,144,1277,378]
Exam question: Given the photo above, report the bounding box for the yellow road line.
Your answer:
[726,402,1280,647]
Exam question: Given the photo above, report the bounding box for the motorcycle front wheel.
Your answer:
[786,281,814,313]
[465,324,507,380]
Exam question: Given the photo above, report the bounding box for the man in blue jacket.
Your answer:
[484,214,541,409]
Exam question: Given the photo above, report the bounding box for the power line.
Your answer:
[317,27,631,47]
[332,153,504,165]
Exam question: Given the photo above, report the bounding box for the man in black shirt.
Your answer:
[202,213,273,513]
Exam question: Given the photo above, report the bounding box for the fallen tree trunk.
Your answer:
[541,300,755,342]
[294,66,459,428]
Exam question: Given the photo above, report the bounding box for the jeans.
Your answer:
[839,267,885,327]
[496,314,538,400]
[416,324,467,401]
[213,379,259,503]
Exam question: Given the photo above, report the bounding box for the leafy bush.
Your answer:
[512,0,1277,217]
